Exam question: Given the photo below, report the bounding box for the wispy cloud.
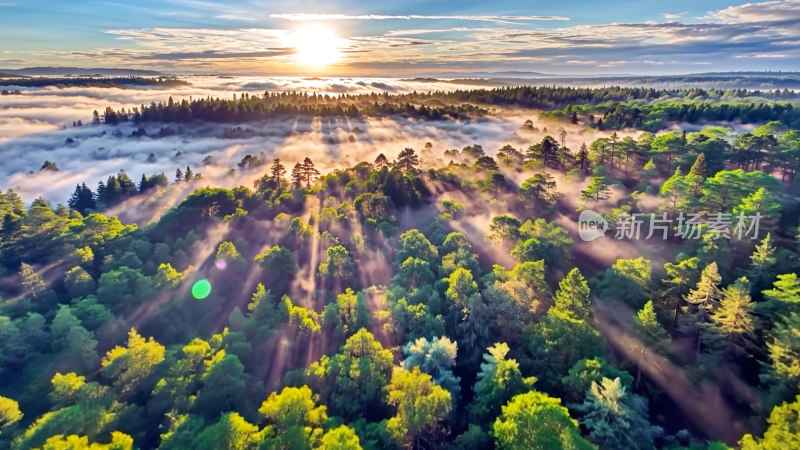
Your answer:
[707,0,800,22]
[6,1,800,74]
[662,12,686,20]
[268,13,570,23]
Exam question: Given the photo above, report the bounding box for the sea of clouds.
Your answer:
[0,76,621,205]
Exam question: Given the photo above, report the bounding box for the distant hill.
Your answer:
[0,76,188,88]
[0,72,26,78]
[428,70,552,78]
[0,67,164,77]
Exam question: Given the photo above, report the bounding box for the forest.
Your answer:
[93,85,800,132]
[0,77,188,89]
[1,84,800,450]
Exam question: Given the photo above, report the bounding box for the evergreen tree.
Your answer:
[662,256,700,330]
[138,174,148,192]
[632,300,670,386]
[301,157,320,187]
[580,176,611,203]
[575,143,590,173]
[270,158,286,188]
[741,395,800,449]
[291,162,303,188]
[709,277,756,361]
[519,173,557,207]
[683,262,722,357]
[20,262,46,299]
[116,170,137,199]
[553,268,592,322]
[95,181,106,206]
[659,167,690,211]
[402,336,461,401]
[688,153,707,196]
[765,312,800,390]
[733,187,782,231]
[470,342,535,424]
[527,136,559,168]
[397,147,419,172]
[374,153,389,169]
[747,233,777,292]
[575,377,653,450]
[67,183,96,215]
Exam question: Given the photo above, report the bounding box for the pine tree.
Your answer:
[759,273,800,318]
[575,377,653,450]
[184,166,193,181]
[580,176,611,203]
[116,170,137,199]
[634,300,669,349]
[659,167,689,211]
[662,256,700,331]
[733,187,782,231]
[20,262,46,299]
[632,300,670,387]
[291,163,303,188]
[175,168,184,183]
[374,153,389,169]
[270,158,286,187]
[397,148,419,172]
[688,153,707,196]
[301,157,320,187]
[709,277,756,361]
[608,132,619,169]
[138,174,148,192]
[747,233,777,292]
[765,312,800,387]
[67,183,95,215]
[553,268,592,322]
[95,181,106,206]
[683,262,722,357]
[575,143,590,173]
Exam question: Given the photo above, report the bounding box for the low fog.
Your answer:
[0,76,636,205]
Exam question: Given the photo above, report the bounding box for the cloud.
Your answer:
[268,13,570,23]
[7,1,800,74]
[707,0,800,23]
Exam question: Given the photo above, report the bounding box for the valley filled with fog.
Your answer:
[1,76,626,205]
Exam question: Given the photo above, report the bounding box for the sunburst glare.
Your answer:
[288,25,342,66]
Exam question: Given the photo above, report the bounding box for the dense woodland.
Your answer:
[93,85,800,132]
[0,77,188,89]
[2,86,800,449]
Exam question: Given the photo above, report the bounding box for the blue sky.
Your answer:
[2,0,800,75]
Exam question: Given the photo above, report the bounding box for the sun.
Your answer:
[288,25,341,67]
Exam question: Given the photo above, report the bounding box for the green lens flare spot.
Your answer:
[192,279,212,299]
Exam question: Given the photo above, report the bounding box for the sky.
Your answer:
[1,0,800,75]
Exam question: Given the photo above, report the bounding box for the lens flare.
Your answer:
[191,279,212,299]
